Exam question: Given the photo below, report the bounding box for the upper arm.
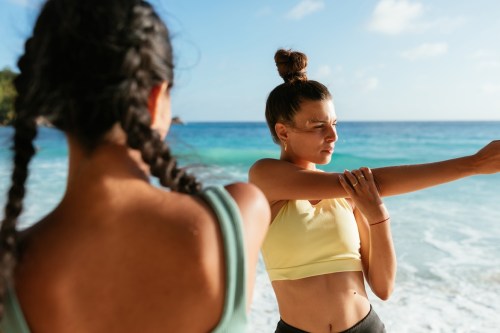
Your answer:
[249,159,348,201]
[224,182,270,253]
[224,182,270,310]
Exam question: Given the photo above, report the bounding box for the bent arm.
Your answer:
[340,169,396,300]
[354,209,396,301]
[249,140,500,201]
[225,183,270,310]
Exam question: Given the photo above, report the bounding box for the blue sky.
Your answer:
[1,0,499,121]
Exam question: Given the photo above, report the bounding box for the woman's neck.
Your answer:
[280,153,317,171]
[65,128,150,194]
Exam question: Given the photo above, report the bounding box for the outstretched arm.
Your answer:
[249,140,500,201]
[373,140,500,196]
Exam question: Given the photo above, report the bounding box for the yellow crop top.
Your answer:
[261,198,362,281]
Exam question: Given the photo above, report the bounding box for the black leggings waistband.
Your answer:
[274,305,386,333]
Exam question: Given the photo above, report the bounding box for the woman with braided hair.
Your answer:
[249,49,500,333]
[0,0,270,332]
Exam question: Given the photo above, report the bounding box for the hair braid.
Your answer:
[1,0,203,317]
[118,2,201,194]
[0,43,39,317]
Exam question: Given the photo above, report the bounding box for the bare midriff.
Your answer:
[272,271,371,333]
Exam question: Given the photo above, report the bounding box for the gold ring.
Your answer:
[352,181,359,187]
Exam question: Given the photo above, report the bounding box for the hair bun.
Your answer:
[274,49,308,83]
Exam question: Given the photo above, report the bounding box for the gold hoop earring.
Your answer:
[283,141,288,152]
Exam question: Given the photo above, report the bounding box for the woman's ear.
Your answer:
[275,122,289,142]
[147,81,170,123]
[148,81,171,139]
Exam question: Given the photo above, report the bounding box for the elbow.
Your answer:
[372,282,395,301]
[370,276,395,301]
[374,287,393,301]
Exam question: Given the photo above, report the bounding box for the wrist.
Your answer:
[462,154,482,176]
[370,216,390,226]
[365,205,389,223]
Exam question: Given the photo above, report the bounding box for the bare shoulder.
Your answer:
[223,181,271,233]
[224,182,269,213]
[249,158,300,183]
[143,188,219,244]
[249,158,283,175]
[250,157,280,169]
[144,183,268,252]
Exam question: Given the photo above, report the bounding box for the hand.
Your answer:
[472,140,500,174]
[339,167,389,223]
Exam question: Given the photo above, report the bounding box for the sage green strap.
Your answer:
[202,186,247,333]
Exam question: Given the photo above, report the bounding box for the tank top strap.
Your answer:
[201,186,248,333]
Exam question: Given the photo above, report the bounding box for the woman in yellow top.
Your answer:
[249,49,500,333]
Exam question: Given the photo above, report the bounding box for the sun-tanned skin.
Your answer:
[250,97,500,332]
[13,86,270,333]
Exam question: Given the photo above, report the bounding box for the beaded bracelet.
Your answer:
[370,217,390,226]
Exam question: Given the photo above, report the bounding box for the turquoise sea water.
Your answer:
[1,121,500,332]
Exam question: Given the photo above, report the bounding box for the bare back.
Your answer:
[5,130,271,333]
[15,177,228,333]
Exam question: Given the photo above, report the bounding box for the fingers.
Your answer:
[343,170,359,188]
[360,167,374,182]
[339,174,354,195]
[351,169,366,187]
[341,169,367,197]
[350,169,372,191]
[342,167,378,194]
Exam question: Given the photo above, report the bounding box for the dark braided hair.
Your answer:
[0,0,200,317]
[265,49,332,144]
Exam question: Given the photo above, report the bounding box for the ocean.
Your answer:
[1,121,500,332]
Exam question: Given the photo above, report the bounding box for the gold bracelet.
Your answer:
[370,217,390,226]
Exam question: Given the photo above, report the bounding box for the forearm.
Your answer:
[372,155,477,197]
[367,220,396,300]
[353,205,396,300]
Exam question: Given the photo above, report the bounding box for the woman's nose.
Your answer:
[326,125,338,143]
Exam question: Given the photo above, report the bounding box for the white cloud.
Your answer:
[368,0,464,35]
[401,42,448,61]
[353,71,380,91]
[471,49,494,59]
[482,84,500,94]
[368,0,423,34]
[478,61,500,70]
[314,65,332,80]
[426,17,466,34]
[471,49,500,70]
[286,0,325,20]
